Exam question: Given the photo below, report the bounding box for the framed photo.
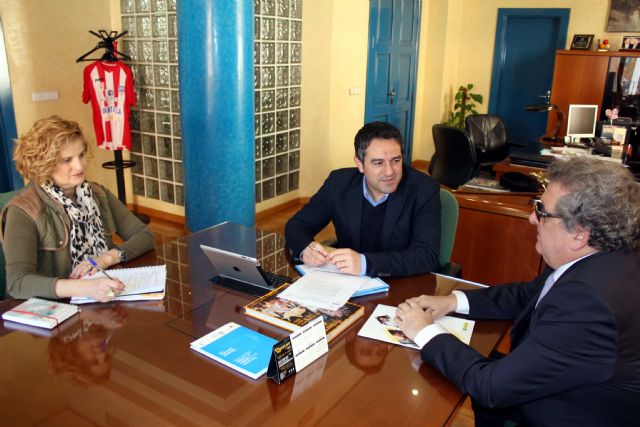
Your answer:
[570,34,594,50]
[601,124,629,145]
[607,0,640,32]
[621,35,640,50]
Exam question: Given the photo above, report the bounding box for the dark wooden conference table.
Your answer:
[0,225,510,427]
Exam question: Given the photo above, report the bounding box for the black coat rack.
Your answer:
[77,30,136,207]
[76,30,131,63]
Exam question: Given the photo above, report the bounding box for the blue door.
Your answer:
[489,9,569,148]
[365,0,421,163]
[0,20,20,192]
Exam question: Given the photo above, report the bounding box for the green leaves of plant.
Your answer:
[469,93,483,104]
[443,83,483,128]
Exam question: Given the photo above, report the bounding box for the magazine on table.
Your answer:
[357,304,475,349]
[244,283,364,343]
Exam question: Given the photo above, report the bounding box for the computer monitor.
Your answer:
[566,104,598,142]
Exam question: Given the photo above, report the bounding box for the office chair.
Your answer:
[429,124,478,189]
[438,188,461,277]
[465,114,511,169]
[0,189,20,299]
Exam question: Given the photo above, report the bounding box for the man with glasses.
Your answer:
[395,156,640,426]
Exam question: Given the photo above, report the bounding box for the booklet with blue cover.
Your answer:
[190,322,277,379]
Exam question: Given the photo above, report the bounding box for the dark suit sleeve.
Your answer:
[284,174,335,258]
[364,175,440,276]
[463,273,548,320]
[421,281,618,409]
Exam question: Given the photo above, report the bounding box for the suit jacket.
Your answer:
[284,166,440,277]
[422,250,640,426]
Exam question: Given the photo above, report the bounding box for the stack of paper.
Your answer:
[295,264,389,297]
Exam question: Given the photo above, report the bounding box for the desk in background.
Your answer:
[0,227,509,427]
[451,190,543,286]
[492,157,545,182]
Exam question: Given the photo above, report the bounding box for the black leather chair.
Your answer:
[465,114,511,168]
[429,124,478,189]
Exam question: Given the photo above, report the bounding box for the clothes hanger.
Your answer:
[76,30,131,63]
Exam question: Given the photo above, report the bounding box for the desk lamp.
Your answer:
[526,91,564,143]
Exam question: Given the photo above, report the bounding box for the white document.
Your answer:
[296,264,389,296]
[71,265,167,304]
[358,304,475,349]
[277,270,367,311]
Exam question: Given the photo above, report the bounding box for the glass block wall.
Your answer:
[254,0,303,202]
[120,0,184,206]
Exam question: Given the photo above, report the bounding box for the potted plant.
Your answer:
[444,83,483,128]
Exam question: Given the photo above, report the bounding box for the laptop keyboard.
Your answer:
[263,271,292,288]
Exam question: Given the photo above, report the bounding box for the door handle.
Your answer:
[389,87,396,105]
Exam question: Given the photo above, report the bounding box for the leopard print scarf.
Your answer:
[41,180,109,268]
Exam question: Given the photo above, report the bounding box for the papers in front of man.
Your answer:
[190,322,277,380]
[71,265,167,304]
[357,304,475,349]
[295,264,389,297]
[278,269,368,311]
[2,297,79,329]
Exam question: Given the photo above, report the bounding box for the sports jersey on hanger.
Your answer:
[82,60,136,150]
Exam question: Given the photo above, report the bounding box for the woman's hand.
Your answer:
[84,277,126,303]
[69,251,120,279]
[55,276,125,301]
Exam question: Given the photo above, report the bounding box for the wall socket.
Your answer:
[32,91,59,102]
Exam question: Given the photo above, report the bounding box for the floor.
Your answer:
[145,204,474,427]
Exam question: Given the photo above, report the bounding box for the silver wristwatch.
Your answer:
[116,247,127,263]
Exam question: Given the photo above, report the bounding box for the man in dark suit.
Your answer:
[395,156,640,426]
[284,121,440,277]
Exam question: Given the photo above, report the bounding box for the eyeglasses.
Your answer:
[532,199,562,221]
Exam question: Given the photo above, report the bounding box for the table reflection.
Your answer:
[48,305,128,386]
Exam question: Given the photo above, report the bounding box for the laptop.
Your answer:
[200,244,292,295]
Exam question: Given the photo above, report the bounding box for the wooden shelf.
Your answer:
[556,49,640,58]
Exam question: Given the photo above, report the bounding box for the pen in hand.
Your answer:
[87,257,115,281]
[88,257,123,297]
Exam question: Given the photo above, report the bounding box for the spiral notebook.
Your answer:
[70,265,167,304]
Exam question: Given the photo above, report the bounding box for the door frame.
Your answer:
[488,8,570,114]
[0,19,21,191]
[364,0,422,164]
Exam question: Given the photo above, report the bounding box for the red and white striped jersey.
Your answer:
[82,61,136,150]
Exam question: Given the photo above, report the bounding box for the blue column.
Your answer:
[177,0,255,231]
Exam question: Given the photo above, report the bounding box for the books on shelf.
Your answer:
[357,304,475,349]
[244,283,364,342]
[190,322,277,379]
[71,265,166,304]
[462,177,509,193]
[2,298,79,329]
[295,264,389,297]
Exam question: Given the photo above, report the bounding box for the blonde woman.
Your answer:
[0,116,154,301]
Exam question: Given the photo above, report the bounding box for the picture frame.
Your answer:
[607,0,640,32]
[620,35,640,51]
[570,34,594,50]
[601,124,629,146]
